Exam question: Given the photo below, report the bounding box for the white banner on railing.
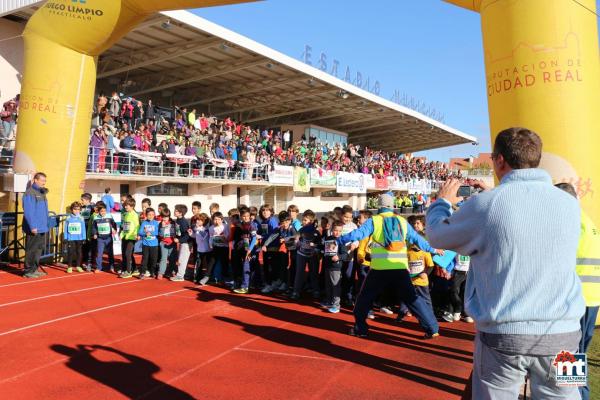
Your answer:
[309,168,336,186]
[336,172,367,194]
[267,165,294,185]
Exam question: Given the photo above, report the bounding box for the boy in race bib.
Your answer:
[63,201,87,273]
[91,204,117,273]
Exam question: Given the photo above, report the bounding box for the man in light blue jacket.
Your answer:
[427,127,585,400]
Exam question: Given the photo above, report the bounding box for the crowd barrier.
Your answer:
[0,211,66,264]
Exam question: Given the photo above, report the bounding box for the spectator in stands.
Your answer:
[426,127,584,399]
[22,172,49,278]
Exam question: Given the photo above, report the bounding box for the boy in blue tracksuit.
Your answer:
[91,204,117,273]
[257,204,282,292]
[137,208,160,279]
[291,210,321,300]
[63,201,86,273]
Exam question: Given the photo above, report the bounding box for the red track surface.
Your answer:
[0,264,474,399]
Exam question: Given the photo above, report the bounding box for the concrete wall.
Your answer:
[0,17,24,104]
[81,179,365,216]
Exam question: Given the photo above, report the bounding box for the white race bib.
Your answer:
[97,222,110,235]
[68,223,82,235]
[408,260,425,275]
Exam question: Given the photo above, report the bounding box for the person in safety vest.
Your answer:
[555,183,600,400]
[339,193,443,339]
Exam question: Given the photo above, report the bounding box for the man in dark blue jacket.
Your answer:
[22,172,49,278]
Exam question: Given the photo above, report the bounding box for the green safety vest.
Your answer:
[577,211,600,307]
[369,212,409,271]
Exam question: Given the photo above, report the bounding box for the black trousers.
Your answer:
[449,270,468,314]
[141,245,159,275]
[121,239,137,273]
[24,233,46,274]
[66,240,83,267]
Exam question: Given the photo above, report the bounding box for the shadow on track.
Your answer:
[50,344,194,400]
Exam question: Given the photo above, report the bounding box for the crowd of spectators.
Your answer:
[89,93,461,182]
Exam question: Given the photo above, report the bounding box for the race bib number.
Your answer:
[408,260,425,275]
[324,240,338,257]
[261,223,269,233]
[212,235,226,246]
[144,225,155,237]
[97,222,111,235]
[68,224,82,235]
[285,237,297,250]
[162,227,171,238]
[243,237,250,249]
[122,222,131,232]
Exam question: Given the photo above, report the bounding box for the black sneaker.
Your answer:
[289,292,300,300]
[348,327,368,338]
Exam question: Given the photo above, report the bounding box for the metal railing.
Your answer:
[87,147,270,181]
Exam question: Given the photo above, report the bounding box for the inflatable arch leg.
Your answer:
[445,0,600,228]
[14,0,252,212]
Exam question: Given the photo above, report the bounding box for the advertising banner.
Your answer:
[336,172,366,194]
[267,165,294,185]
[309,168,336,186]
[293,167,311,192]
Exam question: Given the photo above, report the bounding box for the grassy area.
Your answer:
[589,329,599,399]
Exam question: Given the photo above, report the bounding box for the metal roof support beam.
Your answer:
[179,75,309,107]
[346,119,410,134]
[98,38,222,78]
[215,87,338,116]
[331,113,399,129]
[128,58,266,97]
[289,108,365,125]
[244,105,330,124]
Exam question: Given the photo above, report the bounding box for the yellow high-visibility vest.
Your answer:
[577,211,600,307]
[369,212,409,271]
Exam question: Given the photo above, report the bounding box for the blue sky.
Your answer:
[192,0,599,161]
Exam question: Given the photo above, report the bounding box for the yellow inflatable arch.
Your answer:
[14,0,250,213]
[15,0,600,234]
[445,0,600,228]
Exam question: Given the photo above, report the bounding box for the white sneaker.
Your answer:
[144,271,151,277]
[463,316,474,323]
[453,312,461,322]
[261,284,273,294]
[367,310,375,320]
[380,307,394,315]
[441,311,454,323]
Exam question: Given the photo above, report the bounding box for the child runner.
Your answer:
[190,213,211,285]
[321,220,349,313]
[157,208,179,279]
[341,205,358,307]
[206,211,230,285]
[258,204,280,293]
[91,203,117,273]
[444,254,474,323]
[80,193,94,269]
[172,204,191,282]
[137,208,160,279]
[120,198,139,276]
[261,211,293,294]
[286,205,302,292]
[291,210,321,300]
[64,201,86,273]
[231,207,257,294]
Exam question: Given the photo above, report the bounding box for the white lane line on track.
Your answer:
[0,280,139,308]
[0,288,187,337]
[0,273,90,288]
[0,302,231,385]
[135,307,323,400]
[233,347,349,363]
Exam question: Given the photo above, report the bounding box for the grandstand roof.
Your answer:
[5,3,477,153]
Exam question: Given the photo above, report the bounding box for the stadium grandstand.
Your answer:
[0,1,476,212]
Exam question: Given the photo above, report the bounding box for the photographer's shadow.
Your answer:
[51,344,194,400]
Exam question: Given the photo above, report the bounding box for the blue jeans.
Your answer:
[579,306,599,400]
[95,236,114,271]
[1,120,14,144]
[353,268,438,335]
[233,251,251,289]
[158,242,177,275]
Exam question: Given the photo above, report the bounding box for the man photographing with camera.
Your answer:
[426,127,585,399]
